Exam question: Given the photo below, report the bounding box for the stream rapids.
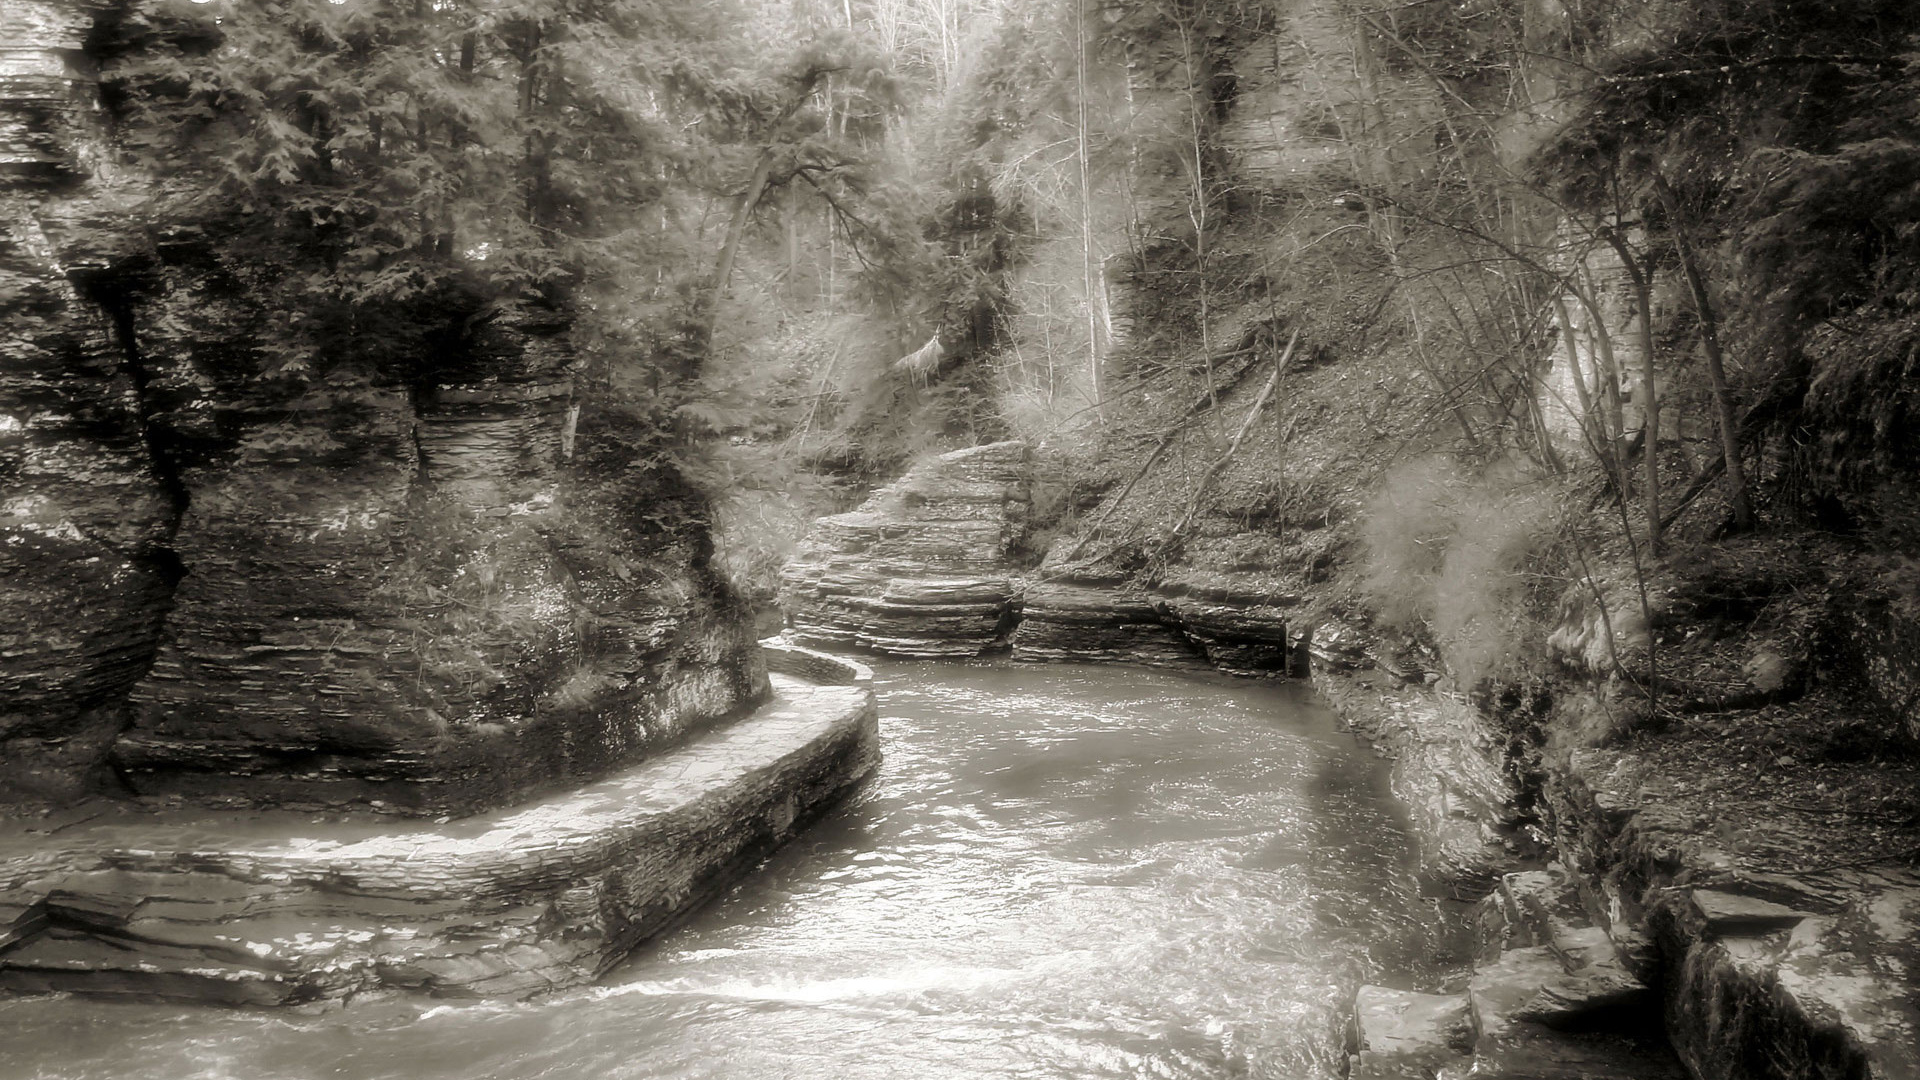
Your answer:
[0,659,1458,1080]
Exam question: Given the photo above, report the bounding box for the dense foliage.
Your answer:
[105,0,723,381]
[96,0,1920,661]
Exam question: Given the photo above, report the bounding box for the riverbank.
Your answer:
[0,651,878,1006]
[0,655,1455,1080]
[778,444,1920,1080]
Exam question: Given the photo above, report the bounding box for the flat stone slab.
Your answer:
[0,676,877,1005]
[1686,889,1814,936]
[1351,986,1471,1080]
[1470,946,1681,1079]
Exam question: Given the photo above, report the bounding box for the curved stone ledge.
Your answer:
[760,637,873,686]
[0,674,878,1005]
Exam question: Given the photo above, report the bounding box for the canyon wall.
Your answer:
[0,0,767,814]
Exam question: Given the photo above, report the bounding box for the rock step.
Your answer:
[1350,986,1472,1080]
[780,443,1030,659]
[0,676,877,1004]
[1468,945,1680,1079]
[1478,867,1651,978]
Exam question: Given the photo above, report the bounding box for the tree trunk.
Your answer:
[706,150,776,344]
[1075,0,1102,420]
[1654,177,1753,532]
[1552,297,1615,485]
[1602,229,1661,554]
[1575,266,1631,504]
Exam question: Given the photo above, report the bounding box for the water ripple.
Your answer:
[0,659,1458,1080]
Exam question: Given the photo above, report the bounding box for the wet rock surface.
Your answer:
[1314,667,1519,896]
[1453,868,1682,1079]
[1349,986,1472,1080]
[1350,864,1683,1080]
[0,675,878,1004]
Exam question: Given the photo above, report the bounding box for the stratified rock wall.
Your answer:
[0,0,768,813]
[0,0,179,803]
[1012,570,1297,674]
[780,441,1029,657]
[1010,577,1206,668]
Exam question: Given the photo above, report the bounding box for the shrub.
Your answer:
[1362,456,1562,689]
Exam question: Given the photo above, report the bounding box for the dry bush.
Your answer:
[1363,455,1562,689]
[1361,457,1463,629]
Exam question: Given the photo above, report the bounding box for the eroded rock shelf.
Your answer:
[780,444,1299,675]
[0,671,878,1005]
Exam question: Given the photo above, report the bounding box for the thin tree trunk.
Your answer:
[1177,22,1217,416]
[785,188,800,299]
[1602,229,1661,554]
[1553,297,1614,485]
[1654,177,1752,531]
[707,150,776,343]
[1579,268,1630,485]
[1075,0,1102,420]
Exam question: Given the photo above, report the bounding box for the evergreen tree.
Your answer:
[109,0,746,385]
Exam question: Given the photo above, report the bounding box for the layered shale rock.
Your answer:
[781,441,1029,657]
[1313,663,1520,895]
[1009,569,1296,674]
[0,673,877,1004]
[0,0,180,803]
[0,0,767,813]
[1009,576,1206,668]
[1543,745,1920,1080]
[108,275,767,813]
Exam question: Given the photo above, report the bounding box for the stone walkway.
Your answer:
[0,676,877,1004]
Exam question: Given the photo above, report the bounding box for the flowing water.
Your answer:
[0,660,1459,1080]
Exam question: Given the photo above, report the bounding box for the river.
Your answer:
[0,659,1459,1080]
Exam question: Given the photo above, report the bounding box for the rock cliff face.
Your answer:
[0,0,766,814]
[780,440,1030,657]
[1,0,182,804]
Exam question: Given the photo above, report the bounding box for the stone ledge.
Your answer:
[759,637,873,686]
[0,675,878,1005]
[1547,745,1920,1080]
